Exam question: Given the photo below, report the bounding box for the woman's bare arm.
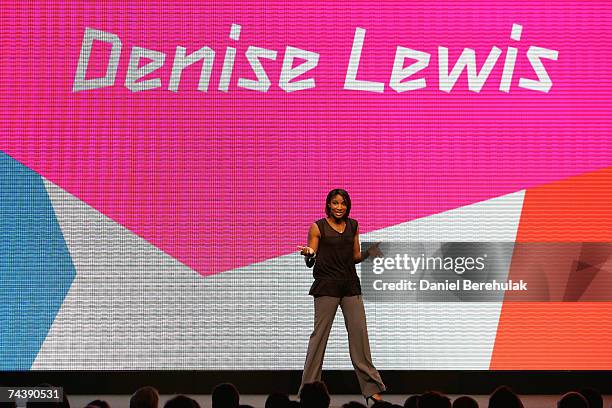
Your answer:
[353,224,381,264]
[297,223,320,267]
[353,224,364,263]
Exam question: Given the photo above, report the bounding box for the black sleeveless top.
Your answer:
[308,217,362,297]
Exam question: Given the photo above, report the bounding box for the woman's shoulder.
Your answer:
[314,217,357,229]
[314,218,326,226]
[312,218,326,231]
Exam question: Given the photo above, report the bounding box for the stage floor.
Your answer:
[69,394,612,408]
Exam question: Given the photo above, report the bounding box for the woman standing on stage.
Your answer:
[297,188,386,405]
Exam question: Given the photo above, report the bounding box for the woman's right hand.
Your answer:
[297,246,315,256]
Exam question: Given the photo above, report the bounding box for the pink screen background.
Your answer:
[1,1,610,275]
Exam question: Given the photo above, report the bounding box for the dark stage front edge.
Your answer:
[1,371,611,395]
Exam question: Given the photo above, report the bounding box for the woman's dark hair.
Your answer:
[325,189,351,219]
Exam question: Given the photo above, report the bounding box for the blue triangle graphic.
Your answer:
[0,152,76,370]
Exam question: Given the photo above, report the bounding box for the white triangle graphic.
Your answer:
[34,179,524,370]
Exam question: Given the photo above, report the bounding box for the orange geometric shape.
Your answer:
[490,166,612,369]
[515,166,612,243]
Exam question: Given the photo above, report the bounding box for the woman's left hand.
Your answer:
[368,242,384,258]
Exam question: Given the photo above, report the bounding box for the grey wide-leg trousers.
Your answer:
[299,295,386,398]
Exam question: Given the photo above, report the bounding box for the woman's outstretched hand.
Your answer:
[297,246,315,256]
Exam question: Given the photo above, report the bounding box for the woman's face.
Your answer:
[329,194,347,220]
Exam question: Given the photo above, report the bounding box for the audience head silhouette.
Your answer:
[164,395,200,408]
[265,392,290,408]
[578,388,603,408]
[266,392,290,408]
[342,402,367,408]
[130,386,159,408]
[403,395,420,408]
[418,391,451,408]
[85,400,110,408]
[452,396,478,408]
[488,386,523,408]
[299,381,330,408]
[212,383,240,408]
[557,392,588,408]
